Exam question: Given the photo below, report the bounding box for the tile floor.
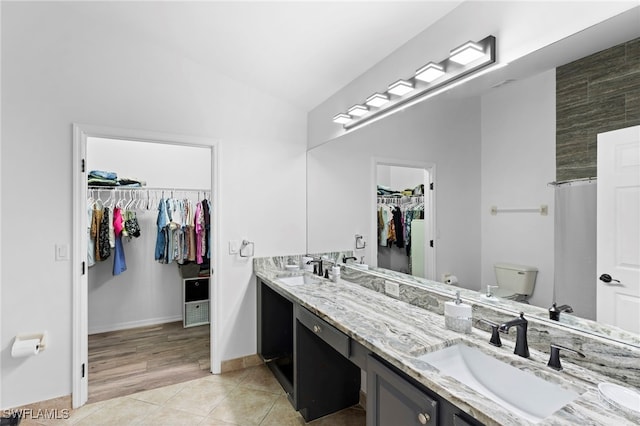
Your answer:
[20,365,365,426]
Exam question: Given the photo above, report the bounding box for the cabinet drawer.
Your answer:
[185,278,209,302]
[296,305,350,357]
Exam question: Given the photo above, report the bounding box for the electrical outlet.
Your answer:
[384,280,400,298]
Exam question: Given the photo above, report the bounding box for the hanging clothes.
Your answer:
[112,207,127,276]
[377,195,424,253]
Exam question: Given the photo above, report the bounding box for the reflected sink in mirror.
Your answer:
[278,275,321,286]
[418,343,581,423]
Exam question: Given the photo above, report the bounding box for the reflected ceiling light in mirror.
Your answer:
[415,62,445,83]
[334,35,496,131]
[332,113,352,124]
[366,93,389,108]
[449,41,485,65]
[388,79,414,96]
[347,104,369,117]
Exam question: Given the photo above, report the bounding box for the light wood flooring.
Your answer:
[88,321,210,404]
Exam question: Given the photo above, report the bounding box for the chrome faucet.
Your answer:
[498,312,529,358]
[548,303,573,321]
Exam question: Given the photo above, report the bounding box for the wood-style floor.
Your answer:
[88,321,210,404]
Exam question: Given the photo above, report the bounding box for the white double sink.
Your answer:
[418,343,581,423]
[275,273,585,423]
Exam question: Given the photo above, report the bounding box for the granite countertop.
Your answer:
[254,264,639,426]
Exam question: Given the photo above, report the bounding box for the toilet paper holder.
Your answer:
[12,332,47,357]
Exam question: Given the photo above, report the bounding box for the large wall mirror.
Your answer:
[307,7,640,347]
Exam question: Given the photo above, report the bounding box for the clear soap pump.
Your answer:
[444,291,473,334]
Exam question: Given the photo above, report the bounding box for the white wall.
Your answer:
[308,97,481,289]
[1,2,306,409]
[308,1,636,148]
[87,139,211,333]
[480,70,556,308]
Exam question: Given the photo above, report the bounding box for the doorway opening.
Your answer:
[374,161,435,280]
[72,124,220,408]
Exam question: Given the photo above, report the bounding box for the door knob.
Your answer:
[599,274,620,284]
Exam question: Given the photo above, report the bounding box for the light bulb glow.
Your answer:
[415,62,445,83]
[348,105,368,117]
[449,41,484,65]
[388,79,414,96]
[365,93,389,108]
[333,113,352,124]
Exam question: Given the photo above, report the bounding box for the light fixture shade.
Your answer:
[365,93,389,108]
[449,41,484,65]
[333,113,352,125]
[388,79,414,96]
[348,104,369,117]
[415,62,445,83]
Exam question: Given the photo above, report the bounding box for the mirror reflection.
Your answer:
[307,8,640,345]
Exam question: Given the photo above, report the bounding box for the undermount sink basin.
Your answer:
[278,275,321,286]
[598,382,640,416]
[418,343,581,423]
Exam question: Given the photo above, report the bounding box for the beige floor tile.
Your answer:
[33,401,103,425]
[163,378,234,417]
[137,406,205,425]
[237,365,285,395]
[73,397,158,426]
[128,381,188,405]
[206,387,279,426]
[308,405,366,426]
[201,369,248,387]
[260,395,305,426]
[198,416,240,426]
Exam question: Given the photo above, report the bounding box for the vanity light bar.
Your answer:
[388,79,414,96]
[365,93,389,108]
[333,35,496,130]
[347,104,369,117]
[449,41,485,65]
[332,113,352,124]
[415,62,445,83]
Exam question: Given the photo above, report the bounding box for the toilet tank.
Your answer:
[494,263,538,295]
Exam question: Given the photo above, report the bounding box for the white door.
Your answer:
[597,125,640,334]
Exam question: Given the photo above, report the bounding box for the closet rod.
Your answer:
[88,186,211,193]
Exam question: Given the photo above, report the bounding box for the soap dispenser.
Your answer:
[444,291,473,334]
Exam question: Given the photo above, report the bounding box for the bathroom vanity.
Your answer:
[254,255,639,425]
[257,277,481,425]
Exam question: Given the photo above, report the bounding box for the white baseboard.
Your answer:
[88,315,183,334]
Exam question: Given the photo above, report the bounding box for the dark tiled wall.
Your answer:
[556,37,640,181]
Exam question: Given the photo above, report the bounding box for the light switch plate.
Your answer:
[229,240,240,255]
[384,280,400,298]
[55,244,70,261]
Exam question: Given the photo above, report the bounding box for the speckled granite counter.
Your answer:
[254,257,639,426]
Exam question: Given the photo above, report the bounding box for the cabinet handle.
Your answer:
[418,412,430,424]
[313,324,322,334]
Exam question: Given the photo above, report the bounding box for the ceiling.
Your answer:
[101,1,463,111]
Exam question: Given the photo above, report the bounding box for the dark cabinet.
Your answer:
[295,304,361,422]
[367,355,438,426]
[367,355,483,426]
[257,280,295,398]
[257,279,361,421]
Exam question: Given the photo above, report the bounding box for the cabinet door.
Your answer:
[367,355,437,426]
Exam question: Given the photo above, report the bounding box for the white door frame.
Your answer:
[72,123,221,408]
[372,158,436,280]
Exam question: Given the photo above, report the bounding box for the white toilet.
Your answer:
[492,263,538,302]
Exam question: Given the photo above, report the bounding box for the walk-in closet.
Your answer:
[376,164,429,277]
[86,137,213,402]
